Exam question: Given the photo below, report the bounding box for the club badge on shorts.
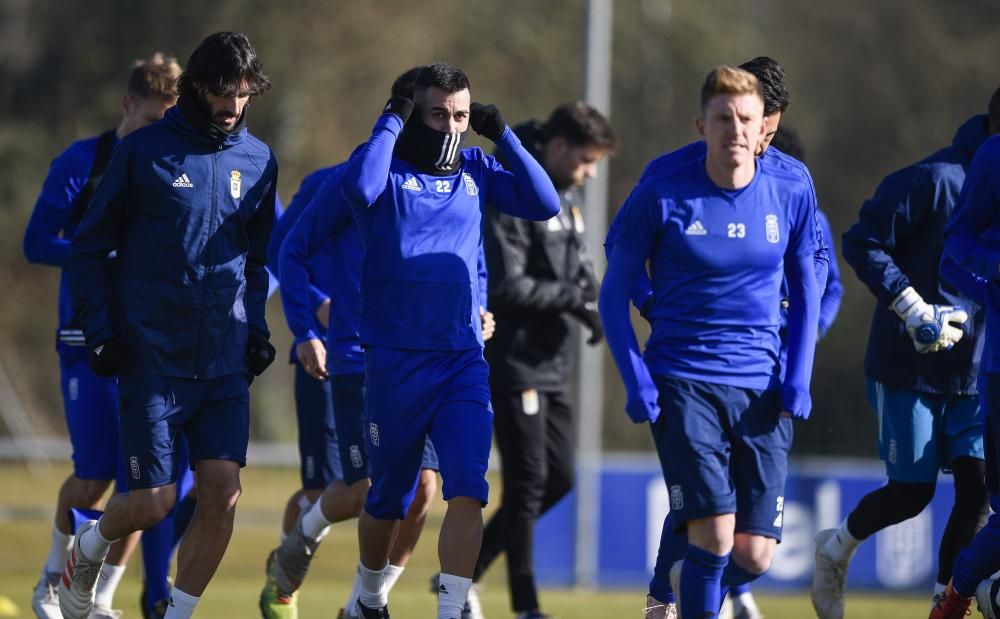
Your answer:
[765,213,780,244]
[230,170,241,199]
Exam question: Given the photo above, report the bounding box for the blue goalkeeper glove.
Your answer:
[891,286,968,353]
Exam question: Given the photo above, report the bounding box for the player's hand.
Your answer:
[247,330,276,377]
[626,385,660,424]
[296,338,328,381]
[470,103,508,142]
[891,287,968,353]
[315,299,331,330]
[480,306,496,342]
[383,95,415,124]
[88,338,125,377]
[569,302,604,346]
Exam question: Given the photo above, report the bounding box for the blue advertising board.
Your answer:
[534,456,956,591]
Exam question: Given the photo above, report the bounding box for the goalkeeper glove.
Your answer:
[891,286,968,353]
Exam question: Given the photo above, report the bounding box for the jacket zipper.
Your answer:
[193,148,221,378]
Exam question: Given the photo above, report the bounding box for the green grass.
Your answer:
[0,462,934,618]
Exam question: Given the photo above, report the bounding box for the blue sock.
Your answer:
[172,494,197,547]
[650,512,686,604]
[722,560,761,589]
[952,509,1000,597]
[141,514,174,607]
[680,544,729,618]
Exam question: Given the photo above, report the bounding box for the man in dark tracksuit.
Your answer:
[62,33,277,619]
[475,103,617,619]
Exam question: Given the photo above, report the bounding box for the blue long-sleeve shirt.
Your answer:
[600,154,820,422]
[24,132,118,353]
[943,132,1000,374]
[847,115,988,393]
[340,112,559,351]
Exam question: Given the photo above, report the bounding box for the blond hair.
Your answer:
[700,66,762,111]
[127,52,181,101]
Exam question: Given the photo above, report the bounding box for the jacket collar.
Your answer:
[166,93,247,149]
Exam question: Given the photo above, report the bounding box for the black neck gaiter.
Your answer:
[177,92,247,143]
[394,119,465,176]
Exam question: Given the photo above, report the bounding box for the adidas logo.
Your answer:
[684,220,707,235]
[172,173,194,188]
[401,177,421,192]
[438,584,448,594]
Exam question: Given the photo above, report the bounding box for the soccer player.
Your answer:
[815,96,999,619]
[260,66,494,619]
[609,57,830,619]
[22,52,185,619]
[339,62,559,619]
[601,66,820,619]
[920,95,1000,619]
[63,32,278,619]
[470,102,616,619]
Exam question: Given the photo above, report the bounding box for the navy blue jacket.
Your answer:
[71,104,277,379]
[842,115,988,395]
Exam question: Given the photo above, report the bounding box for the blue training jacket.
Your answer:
[70,104,278,379]
[276,162,492,372]
[340,112,559,351]
[944,132,1000,376]
[844,115,988,395]
[24,132,119,355]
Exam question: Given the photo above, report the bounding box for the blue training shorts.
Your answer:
[294,362,342,489]
[867,379,983,483]
[649,375,792,541]
[363,346,492,520]
[60,349,121,482]
[118,373,250,490]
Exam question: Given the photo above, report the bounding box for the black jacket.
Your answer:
[484,121,599,391]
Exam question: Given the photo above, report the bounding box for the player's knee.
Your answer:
[198,477,242,514]
[131,487,177,529]
[74,477,113,506]
[411,471,438,516]
[732,544,774,575]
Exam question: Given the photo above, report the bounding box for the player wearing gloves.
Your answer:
[339,63,559,619]
[601,66,820,619]
[820,94,999,619]
[64,32,277,619]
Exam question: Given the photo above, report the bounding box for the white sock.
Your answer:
[44,526,73,574]
[358,562,389,609]
[734,590,760,614]
[301,501,332,542]
[437,573,472,619]
[80,520,115,562]
[164,588,199,619]
[384,564,405,592]
[823,518,861,564]
[934,581,948,597]
[94,563,126,608]
[345,564,363,615]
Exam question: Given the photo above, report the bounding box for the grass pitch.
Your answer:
[0,462,935,617]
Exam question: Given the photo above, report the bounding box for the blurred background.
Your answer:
[1,0,999,609]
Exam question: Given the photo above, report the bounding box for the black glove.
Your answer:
[470,103,507,142]
[569,302,604,346]
[247,330,276,377]
[383,95,415,124]
[89,338,125,378]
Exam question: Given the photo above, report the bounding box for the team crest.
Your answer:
[230,170,241,199]
[765,213,780,244]
[669,484,684,510]
[462,172,479,196]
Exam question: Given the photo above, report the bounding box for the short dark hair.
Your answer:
[177,32,270,99]
[769,126,807,162]
[541,102,618,152]
[739,56,789,116]
[988,86,1000,135]
[414,62,470,101]
[392,66,425,99]
[127,52,181,101]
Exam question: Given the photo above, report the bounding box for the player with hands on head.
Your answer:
[340,62,559,619]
